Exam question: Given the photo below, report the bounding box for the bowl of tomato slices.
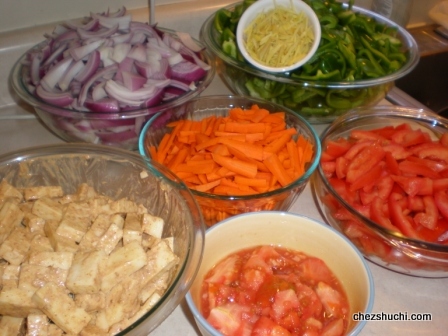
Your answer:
[314,105,448,277]
[186,211,374,336]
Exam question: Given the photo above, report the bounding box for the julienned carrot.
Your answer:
[147,104,314,225]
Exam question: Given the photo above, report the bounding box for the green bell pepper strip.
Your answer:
[358,49,386,76]
[214,9,232,34]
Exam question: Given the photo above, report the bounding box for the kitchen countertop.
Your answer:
[0,0,447,335]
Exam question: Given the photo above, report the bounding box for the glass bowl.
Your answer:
[139,95,321,227]
[0,144,205,334]
[313,106,448,278]
[10,27,215,151]
[200,0,419,124]
[186,211,374,336]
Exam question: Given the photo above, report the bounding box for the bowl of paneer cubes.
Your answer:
[0,144,205,335]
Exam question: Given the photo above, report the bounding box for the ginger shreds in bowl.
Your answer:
[244,6,314,67]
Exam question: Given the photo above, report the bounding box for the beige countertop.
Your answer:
[0,1,447,335]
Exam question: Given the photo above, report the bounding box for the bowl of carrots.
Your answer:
[313,105,448,278]
[138,95,321,227]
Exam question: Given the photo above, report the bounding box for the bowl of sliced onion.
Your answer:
[10,7,215,150]
[236,0,321,73]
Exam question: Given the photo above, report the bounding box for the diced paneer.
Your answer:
[2,265,20,290]
[123,212,143,245]
[0,201,24,244]
[23,186,64,201]
[26,314,49,335]
[66,250,107,294]
[18,264,69,295]
[0,315,25,335]
[0,288,41,317]
[141,213,164,239]
[141,234,160,250]
[163,236,174,252]
[0,226,31,265]
[109,198,147,215]
[100,240,147,292]
[32,197,64,221]
[22,212,46,236]
[56,202,92,242]
[28,251,74,270]
[48,323,64,336]
[0,180,23,202]
[96,276,141,331]
[74,292,106,312]
[32,282,91,334]
[75,183,98,202]
[95,223,123,255]
[44,220,78,253]
[138,269,171,304]
[29,234,54,253]
[79,214,123,252]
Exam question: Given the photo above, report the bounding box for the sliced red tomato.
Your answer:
[335,156,348,180]
[298,258,334,285]
[407,155,447,173]
[370,196,398,231]
[320,151,336,162]
[407,196,425,212]
[324,138,352,158]
[391,175,433,197]
[382,143,412,161]
[371,125,396,138]
[384,151,401,174]
[441,133,448,147]
[391,129,430,147]
[349,162,383,192]
[413,195,438,230]
[350,129,386,142]
[416,145,448,163]
[434,190,448,220]
[251,316,291,336]
[398,160,440,179]
[346,145,385,183]
[388,193,421,239]
[343,140,374,160]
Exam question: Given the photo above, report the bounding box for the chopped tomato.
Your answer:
[434,190,448,220]
[251,316,291,336]
[413,196,438,230]
[391,175,433,197]
[349,162,383,192]
[345,145,385,183]
[398,160,440,179]
[324,139,351,158]
[388,193,421,239]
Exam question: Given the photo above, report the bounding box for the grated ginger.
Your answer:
[244,5,315,68]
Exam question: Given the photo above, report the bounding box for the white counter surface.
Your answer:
[0,1,446,335]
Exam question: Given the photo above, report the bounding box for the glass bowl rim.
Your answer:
[138,94,322,201]
[9,27,216,120]
[200,2,419,89]
[315,105,448,253]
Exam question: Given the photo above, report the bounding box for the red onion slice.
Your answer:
[36,85,74,106]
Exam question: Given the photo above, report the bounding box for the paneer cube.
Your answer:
[0,201,24,244]
[32,197,64,221]
[95,223,123,255]
[100,240,147,292]
[74,292,106,312]
[0,315,25,335]
[0,226,31,265]
[1,265,20,290]
[28,234,54,253]
[141,213,165,239]
[18,264,69,295]
[22,212,46,236]
[123,212,143,245]
[56,202,92,242]
[66,250,107,294]
[28,251,74,270]
[0,288,41,317]
[0,180,23,202]
[74,183,98,202]
[23,186,64,201]
[26,314,49,335]
[79,324,109,336]
[78,214,123,252]
[32,282,91,334]
[44,220,78,253]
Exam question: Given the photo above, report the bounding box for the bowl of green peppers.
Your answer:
[200,0,419,123]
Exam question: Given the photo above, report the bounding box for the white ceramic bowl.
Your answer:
[186,211,374,336]
[236,0,321,73]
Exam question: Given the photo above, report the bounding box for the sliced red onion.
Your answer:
[74,50,100,83]
[170,60,206,83]
[57,119,100,143]
[129,22,160,39]
[146,49,162,63]
[108,6,126,18]
[109,32,133,45]
[30,52,43,86]
[167,79,190,92]
[58,59,84,91]
[168,52,184,66]
[176,31,204,53]
[122,71,146,91]
[91,12,131,30]
[112,43,131,63]
[52,24,69,36]
[134,60,160,79]
[77,24,118,40]
[143,87,164,107]
[178,45,211,71]
[98,46,115,66]
[78,63,119,106]
[89,118,135,129]
[96,129,138,143]
[105,79,157,105]
[129,32,146,45]
[92,81,107,101]
[42,43,69,67]
[54,30,79,44]
[84,98,120,112]
[42,57,73,89]
[69,39,104,61]
[36,85,74,106]
[127,44,147,62]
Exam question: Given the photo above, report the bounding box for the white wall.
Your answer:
[0,0,444,33]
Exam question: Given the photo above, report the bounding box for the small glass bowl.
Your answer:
[200,2,419,124]
[0,144,205,334]
[313,105,448,278]
[10,28,215,151]
[139,95,321,227]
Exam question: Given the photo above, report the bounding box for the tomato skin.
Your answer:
[413,196,438,230]
[370,196,398,231]
[345,146,385,183]
[349,163,383,192]
[388,193,421,239]
[324,139,351,158]
[398,160,441,179]
[391,175,433,197]
[434,190,448,220]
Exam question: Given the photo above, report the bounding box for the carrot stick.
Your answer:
[234,175,268,187]
[264,131,296,154]
[219,137,264,161]
[212,153,258,178]
[224,122,266,134]
[192,179,221,192]
[263,153,293,187]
